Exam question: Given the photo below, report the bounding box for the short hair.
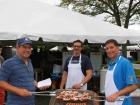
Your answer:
[104,39,119,47]
[72,40,83,46]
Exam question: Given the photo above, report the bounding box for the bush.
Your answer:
[135,69,140,75]
[134,61,140,64]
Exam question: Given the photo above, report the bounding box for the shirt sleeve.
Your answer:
[84,55,93,70]
[0,61,12,81]
[123,60,138,85]
[63,56,71,72]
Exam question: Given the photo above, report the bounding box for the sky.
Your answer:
[38,0,61,5]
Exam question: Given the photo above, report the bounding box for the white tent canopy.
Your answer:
[127,46,140,50]
[50,46,72,51]
[0,0,140,43]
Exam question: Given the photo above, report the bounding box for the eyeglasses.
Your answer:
[73,45,81,48]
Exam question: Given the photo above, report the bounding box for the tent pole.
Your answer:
[122,44,127,58]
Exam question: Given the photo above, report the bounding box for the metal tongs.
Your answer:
[92,96,131,102]
[30,91,56,96]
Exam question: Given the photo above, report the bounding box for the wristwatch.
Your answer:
[80,83,84,87]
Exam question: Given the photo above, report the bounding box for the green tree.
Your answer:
[60,0,140,28]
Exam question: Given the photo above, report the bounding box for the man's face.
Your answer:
[73,42,82,54]
[17,44,32,59]
[105,43,119,60]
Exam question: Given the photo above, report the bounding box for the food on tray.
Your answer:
[56,90,92,101]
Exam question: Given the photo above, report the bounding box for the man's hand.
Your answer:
[106,93,119,102]
[72,83,81,89]
[16,88,32,97]
[60,86,64,89]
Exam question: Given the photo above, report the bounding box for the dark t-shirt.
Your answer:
[64,54,93,75]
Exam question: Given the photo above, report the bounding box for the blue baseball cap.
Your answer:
[17,37,32,46]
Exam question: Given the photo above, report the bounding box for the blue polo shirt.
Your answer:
[108,55,138,105]
[0,55,35,105]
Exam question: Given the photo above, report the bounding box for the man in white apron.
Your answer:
[104,39,138,105]
[60,40,93,90]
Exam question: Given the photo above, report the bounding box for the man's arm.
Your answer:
[72,69,93,89]
[80,69,93,85]
[60,71,68,89]
[78,55,93,87]
[106,84,138,102]
[0,81,32,96]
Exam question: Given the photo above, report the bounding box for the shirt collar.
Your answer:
[15,54,30,64]
[109,55,121,66]
[14,54,22,61]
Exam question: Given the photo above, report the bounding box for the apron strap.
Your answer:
[69,54,81,64]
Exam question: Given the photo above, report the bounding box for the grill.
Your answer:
[48,89,99,105]
[32,89,140,105]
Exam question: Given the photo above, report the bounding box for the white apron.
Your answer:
[105,56,124,105]
[65,54,87,90]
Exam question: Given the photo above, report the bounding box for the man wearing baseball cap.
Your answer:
[0,37,36,105]
[16,37,32,46]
